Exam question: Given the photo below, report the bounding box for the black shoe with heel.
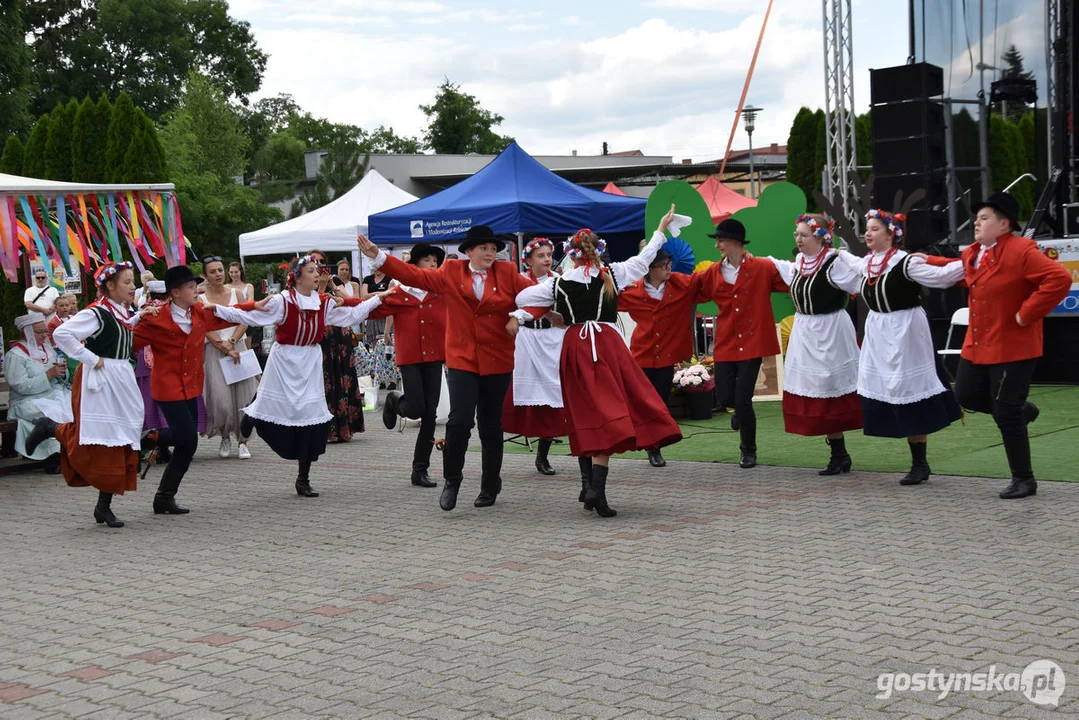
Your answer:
[411,469,437,488]
[647,449,666,468]
[899,441,930,485]
[584,464,617,517]
[534,439,556,476]
[153,468,190,514]
[24,417,58,457]
[94,491,124,528]
[577,456,592,502]
[819,438,852,476]
[294,459,319,497]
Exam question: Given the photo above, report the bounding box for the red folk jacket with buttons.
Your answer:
[133,302,234,402]
[377,255,536,375]
[368,286,448,366]
[693,256,789,362]
[926,233,1071,365]
[618,272,702,369]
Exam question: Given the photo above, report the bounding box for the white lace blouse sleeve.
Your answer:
[767,257,798,286]
[213,293,285,326]
[826,253,864,294]
[906,256,965,289]
[325,296,382,327]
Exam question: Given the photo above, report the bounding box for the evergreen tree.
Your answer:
[785,107,818,202]
[44,98,78,181]
[1003,120,1033,219]
[21,113,50,178]
[119,124,165,183]
[90,94,114,180]
[0,136,26,175]
[104,92,139,182]
[812,110,827,208]
[138,110,167,177]
[0,0,35,140]
[71,95,101,182]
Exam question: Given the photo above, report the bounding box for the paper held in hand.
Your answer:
[219,349,261,385]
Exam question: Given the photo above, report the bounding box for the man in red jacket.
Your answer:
[618,249,701,467]
[358,227,535,511]
[694,219,789,469]
[133,264,234,514]
[938,193,1071,499]
[369,243,448,489]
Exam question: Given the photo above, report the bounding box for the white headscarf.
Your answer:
[13,312,53,362]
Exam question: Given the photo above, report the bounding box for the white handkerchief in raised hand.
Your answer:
[667,213,694,237]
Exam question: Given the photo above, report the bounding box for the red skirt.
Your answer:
[58,367,139,495]
[782,391,863,436]
[560,325,682,457]
[502,381,570,438]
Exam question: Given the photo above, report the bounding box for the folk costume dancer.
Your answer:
[358,226,538,512]
[5,313,73,472]
[693,219,790,469]
[205,255,388,498]
[834,209,965,485]
[617,248,702,468]
[765,214,863,475]
[132,265,237,515]
[509,208,684,518]
[920,192,1070,498]
[27,263,156,528]
[502,237,573,479]
[372,243,449,489]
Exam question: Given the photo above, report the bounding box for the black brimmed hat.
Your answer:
[707,218,748,245]
[972,192,1021,232]
[649,249,672,268]
[164,265,199,291]
[409,243,446,267]
[458,225,506,253]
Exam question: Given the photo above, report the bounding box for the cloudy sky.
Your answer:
[226,0,1047,161]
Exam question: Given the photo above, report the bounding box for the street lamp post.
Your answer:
[741,105,763,199]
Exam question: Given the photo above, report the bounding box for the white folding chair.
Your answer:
[937,307,969,383]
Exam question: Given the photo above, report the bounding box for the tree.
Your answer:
[1,136,26,174]
[1003,120,1033,219]
[104,91,139,182]
[998,44,1035,123]
[0,0,35,139]
[159,73,248,182]
[854,112,872,182]
[28,0,267,120]
[43,97,78,180]
[71,93,112,182]
[785,107,819,203]
[21,113,50,178]
[290,142,369,217]
[419,79,513,154]
[119,124,166,183]
[365,125,422,154]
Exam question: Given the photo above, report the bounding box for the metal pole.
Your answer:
[977,0,991,197]
[748,130,756,199]
[516,232,525,271]
[908,0,917,62]
[944,99,958,243]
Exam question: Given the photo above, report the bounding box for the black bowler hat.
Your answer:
[457,225,506,253]
[409,242,446,267]
[972,192,1021,232]
[649,249,672,268]
[707,218,749,245]
[164,265,199,292]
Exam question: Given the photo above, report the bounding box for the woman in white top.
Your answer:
[226,262,255,303]
[835,209,963,485]
[766,214,864,476]
[200,257,259,459]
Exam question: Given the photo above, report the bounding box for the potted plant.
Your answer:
[673,363,715,420]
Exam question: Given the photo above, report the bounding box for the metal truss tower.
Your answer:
[821,0,859,231]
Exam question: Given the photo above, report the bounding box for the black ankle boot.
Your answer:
[584,464,617,517]
[900,441,931,485]
[738,445,757,469]
[411,469,437,487]
[999,477,1037,499]
[578,456,592,502]
[383,391,402,430]
[647,449,666,468]
[440,478,461,511]
[819,438,852,476]
[295,460,319,497]
[1024,402,1040,425]
[94,491,124,528]
[534,439,556,476]
[24,416,59,456]
[153,468,190,514]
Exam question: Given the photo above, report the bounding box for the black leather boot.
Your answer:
[999,477,1037,499]
[440,479,461,510]
[578,456,592,502]
[819,438,852,476]
[474,445,502,507]
[24,416,58,456]
[295,459,319,497]
[647,449,666,468]
[411,469,437,488]
[94,491,124,528]
[900,441,931,485]
[584,464,617,517]
[153,468,190,514]
[534,439,556,476]
[383,391,402,430]
[1024,402,1040,424]
[440,425,469,511]
[738,445,757,469]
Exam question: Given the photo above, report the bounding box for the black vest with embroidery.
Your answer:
[84,305,134,360]
[553,274,620,325]
[860,255,923,313]
[789,254,848,315]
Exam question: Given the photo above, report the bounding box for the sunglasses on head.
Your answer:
[202,256,223,264]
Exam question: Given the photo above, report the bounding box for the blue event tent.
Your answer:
[367,143,646,258]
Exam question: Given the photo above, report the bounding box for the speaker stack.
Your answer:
[870,62,948,250]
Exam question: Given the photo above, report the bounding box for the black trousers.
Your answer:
[444,369,512,491]
[157,398,199,476]
[642,366,675,407]
[715,358,763,451]
[398,361,443,473]
[954,358,1036,481]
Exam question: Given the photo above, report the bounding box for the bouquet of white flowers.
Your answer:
[673,364,714,393]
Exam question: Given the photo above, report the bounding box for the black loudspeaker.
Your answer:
[903,209,949,249]
[869,62,944,104]
[872,137,946,175]
[874,173,946,207]
[871,100,944,139]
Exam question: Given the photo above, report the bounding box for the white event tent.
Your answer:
[238,169,419,260]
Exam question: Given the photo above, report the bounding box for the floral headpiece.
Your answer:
[796,214,835,245]
[865,209,907,242]
[562,229,607,262]
[523,237,553,259]
[93,261,134,287]
[286,254,317,288]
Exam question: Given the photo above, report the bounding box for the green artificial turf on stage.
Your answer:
[503,385,1079,482]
